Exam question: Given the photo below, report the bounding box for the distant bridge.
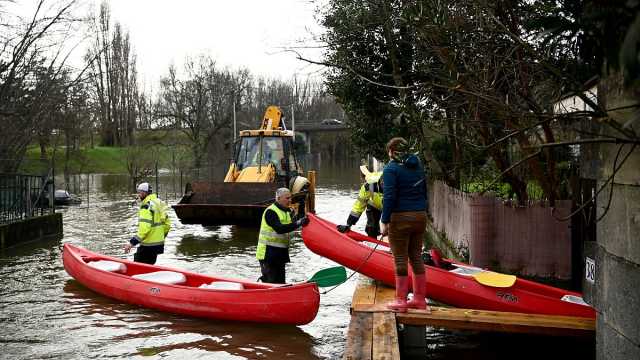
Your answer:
[293,122,348,132]
[290,121,349,153]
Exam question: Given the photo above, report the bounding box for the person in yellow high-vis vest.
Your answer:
[124,182,171,264]
[256,187,308,284]
[336,166,383,238]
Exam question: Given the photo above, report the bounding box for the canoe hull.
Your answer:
[302,214,595,318]
[63,244,320,325]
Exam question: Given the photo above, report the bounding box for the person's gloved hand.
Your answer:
[336,224,350,233]
[295,216,310,227]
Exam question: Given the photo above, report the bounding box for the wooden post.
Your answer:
[307,170,316,213]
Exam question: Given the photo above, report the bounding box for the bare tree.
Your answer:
[158,55,250,168]
[85,1,139,147]
[0,0,85,173]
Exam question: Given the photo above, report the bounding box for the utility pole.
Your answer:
[292,74,297,133]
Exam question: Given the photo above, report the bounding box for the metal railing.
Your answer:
[0,174,54,225]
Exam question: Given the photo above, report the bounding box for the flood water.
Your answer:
[0,162,594,359]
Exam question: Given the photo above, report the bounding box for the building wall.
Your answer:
[582,74,640,360]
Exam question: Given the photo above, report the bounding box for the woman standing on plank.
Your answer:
[380,137,429,313]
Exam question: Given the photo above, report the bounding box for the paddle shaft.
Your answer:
[348,232,390,248]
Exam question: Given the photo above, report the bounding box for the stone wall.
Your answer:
[581,73,640,360]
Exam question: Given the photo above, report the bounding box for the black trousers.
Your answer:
[134,245,162,265]
[365,206,382,238]
[259,260,286,284]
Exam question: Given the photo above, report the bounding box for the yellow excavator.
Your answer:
[173,106,315,226]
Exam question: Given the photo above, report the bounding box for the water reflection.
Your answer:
[0,235,62,258]
[176,227,259,257]
[423,330,595,360]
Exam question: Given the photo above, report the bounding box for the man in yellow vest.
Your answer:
[124,182,171,264]
[256,187,309,284]
[336,166,383,238]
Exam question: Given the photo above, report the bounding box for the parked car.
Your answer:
[53,189,82,206]
[321,119,343,126]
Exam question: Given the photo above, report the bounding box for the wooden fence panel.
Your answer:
[430,181,572,279]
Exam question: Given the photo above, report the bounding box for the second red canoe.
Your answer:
[302,214,595,318]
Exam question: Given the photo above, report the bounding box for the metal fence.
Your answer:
[0,174,54,224]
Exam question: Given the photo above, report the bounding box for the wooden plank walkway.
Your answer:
[344,277,400,360]
[344,276,595,359]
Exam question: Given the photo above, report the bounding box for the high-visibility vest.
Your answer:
[135,193,171,246]
[349,182,383,219]
[256,203,292,260]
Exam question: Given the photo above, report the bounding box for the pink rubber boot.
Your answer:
[407,273,430,312]
[386,276,409,312]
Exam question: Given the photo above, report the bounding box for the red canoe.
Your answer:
[302,214,595,318]
[63,243,320,325]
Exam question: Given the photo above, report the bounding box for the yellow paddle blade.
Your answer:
[472,271,517,288]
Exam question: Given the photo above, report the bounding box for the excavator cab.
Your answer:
[233,136,300,179]
[224,106,302,186]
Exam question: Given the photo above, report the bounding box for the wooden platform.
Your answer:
[344,277,595,359]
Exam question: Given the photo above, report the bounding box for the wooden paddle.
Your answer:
[472,271,517,288]
[306,266,347,287]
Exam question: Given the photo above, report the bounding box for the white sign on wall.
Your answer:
[585,257,596,284]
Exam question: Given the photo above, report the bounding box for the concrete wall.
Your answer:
[581,73,640,359]
[0,213,63,248]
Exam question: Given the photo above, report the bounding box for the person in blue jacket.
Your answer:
[380,137,429,313]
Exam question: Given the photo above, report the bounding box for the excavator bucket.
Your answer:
[172,182,306,227]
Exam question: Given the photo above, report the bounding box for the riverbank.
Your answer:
[20,145,189,175]
[21,146,127,174]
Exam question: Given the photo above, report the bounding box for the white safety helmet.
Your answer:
[136,182,152,193]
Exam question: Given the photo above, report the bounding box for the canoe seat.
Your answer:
[449,264,484,276]
[131,271,186,285]
[88,260,127,273]
[199,281,244,290]
[561,295,589,306]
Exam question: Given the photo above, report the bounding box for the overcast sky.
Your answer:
[91,0,326,87]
